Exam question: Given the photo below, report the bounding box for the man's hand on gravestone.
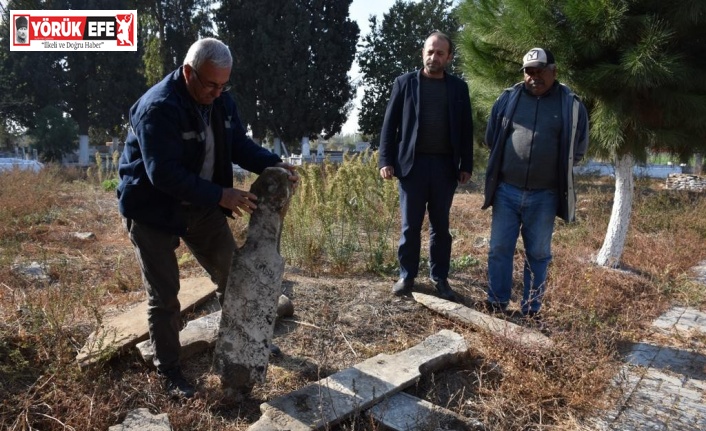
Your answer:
[275,162,300,189]
[219,188,258,217]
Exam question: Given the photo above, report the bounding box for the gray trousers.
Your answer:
[125,205,235,372]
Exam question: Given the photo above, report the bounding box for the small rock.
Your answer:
[277,294,294,318]
[73,232,96,240]
[108,408,171,431]
[12,261,50,281]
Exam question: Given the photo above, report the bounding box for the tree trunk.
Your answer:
[595,153,635,268]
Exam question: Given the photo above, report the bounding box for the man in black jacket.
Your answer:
[378,31,473,302]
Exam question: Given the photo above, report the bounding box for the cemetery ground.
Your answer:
[1,164,705,430]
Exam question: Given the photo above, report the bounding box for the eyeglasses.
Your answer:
[192,68,232,92]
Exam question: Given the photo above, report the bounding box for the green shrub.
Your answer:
[281,151,399,274]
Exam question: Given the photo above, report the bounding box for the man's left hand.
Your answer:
[458,171,472,185]
[275,162,300,188]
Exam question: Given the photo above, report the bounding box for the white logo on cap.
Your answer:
[527,50,540,61]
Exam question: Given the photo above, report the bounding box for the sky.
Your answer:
[342,0,400,135]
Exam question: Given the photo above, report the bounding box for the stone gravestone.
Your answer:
[214,167,293,395]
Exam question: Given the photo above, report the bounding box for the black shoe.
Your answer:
[484,300,508,314]
[434,279,457,302]
[160,368,195,399]
[392,278,414,296]
[269,343,282,357]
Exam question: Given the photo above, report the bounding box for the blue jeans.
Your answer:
[487,182,557,314]
[397,154,458,282]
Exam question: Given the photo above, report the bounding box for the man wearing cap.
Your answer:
[481,48,589,318]
[15,16,28,44]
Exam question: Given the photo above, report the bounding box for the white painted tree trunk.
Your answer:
[596,153,635,268]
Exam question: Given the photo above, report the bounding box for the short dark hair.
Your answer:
[426,30,454,55]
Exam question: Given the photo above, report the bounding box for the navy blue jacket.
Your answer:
[117,67,281,234]
[482,82,589,222]
[378,69,474,177]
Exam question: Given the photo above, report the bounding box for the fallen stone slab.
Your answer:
[136,295,294,364]
[369,391,484,431]
[248,329,468,431]
[137,310,220,364]
[77,277,216,369]
[412,292,552,349]
[108,408,171,431]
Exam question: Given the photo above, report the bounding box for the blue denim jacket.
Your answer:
[117,67,281,234]
[482,82,589,222]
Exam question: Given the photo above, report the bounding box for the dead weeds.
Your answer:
[1,169,705,430]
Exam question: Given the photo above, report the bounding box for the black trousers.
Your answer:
[125,205,235,372]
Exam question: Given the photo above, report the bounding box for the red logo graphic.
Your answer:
[115,13,134,46]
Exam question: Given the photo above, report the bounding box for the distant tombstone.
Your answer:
[78,135,89,166]
[214,167,294,395]
[317,143,325,157]
[273,137,282,156]
[301,137,310,157]
[355,142,371,152]
[695,153,703,176]
[111,137,120,155]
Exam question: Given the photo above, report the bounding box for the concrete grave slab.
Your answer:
[369,391,484,431]
[137,310,221,363]
[135,295,294,364]
[412,292,552,349]
[77,277,216,369]
[248,329,468,431]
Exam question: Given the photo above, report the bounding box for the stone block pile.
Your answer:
[665,173,706,192]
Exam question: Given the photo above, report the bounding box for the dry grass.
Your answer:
[1,163,705,430]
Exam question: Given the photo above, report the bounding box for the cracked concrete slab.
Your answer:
[412,292,552,349]
[369,391,484,431]
[77,277,216,369]
[248,329,468,431]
